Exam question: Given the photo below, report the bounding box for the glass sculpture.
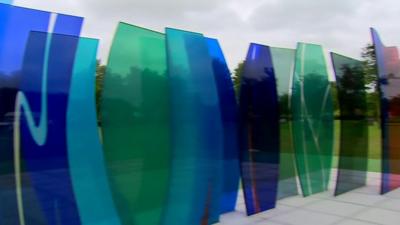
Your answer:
[101,23,170,225]
[0,4,83,224]
[206,38,240,214]
[331,53,368,196]
[164,28,223,224]
[67,38,121,225]
[371,28,400,194]
[270,47,298,199]
[291,43,334,196]
[18,31,81,225]
[239,43,280,215]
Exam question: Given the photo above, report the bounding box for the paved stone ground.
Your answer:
[218,171,400,225]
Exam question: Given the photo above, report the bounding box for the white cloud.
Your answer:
[13,0,400,70]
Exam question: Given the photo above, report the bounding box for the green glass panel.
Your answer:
[331,53,368,196]
[291,43,334,196]
[270,47,298,199]
[101,22,170,225]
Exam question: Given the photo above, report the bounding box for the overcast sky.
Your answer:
[13,0,400,70]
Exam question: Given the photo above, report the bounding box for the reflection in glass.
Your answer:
[239,43,279,215]
[331,53,368,196]
[101,23,170,225]
[19,31,81,225]
[0,4,83,224]
[292,43,334,196]
[164,28,223,224]
[0,5,50,224]
[206,38,240,214]
[67,38,121,225]
[270,47,298,199]
[371,28,400,194]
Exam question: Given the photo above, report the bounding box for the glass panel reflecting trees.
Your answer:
[292,43,334,196]
[270,47,298,199]
[164,28,223,225]
[101,23,170,225]
[331,53,368,196]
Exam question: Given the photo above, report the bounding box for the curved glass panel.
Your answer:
[239,43,279,215]
[0,5,50,224]
[292,43,334,196]
[19,31,81,225]
[164,28,223,224]
[371,28,400,194]
[270,47,298,199]
[331,53,368,196]
[67,38,121,225]
[206,38,240,214]
[101,23,170,225]
[0,5,83,224]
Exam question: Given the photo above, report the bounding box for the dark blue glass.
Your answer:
[239,43,280,215]
[371,28,400,194]
[18,31,81,225]
[0,4,50,224]
[206,38,240,214]
[164,28,223,225]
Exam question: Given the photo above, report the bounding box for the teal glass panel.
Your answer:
[101,23,170,225]
[164,28,223,225]
[291,43,334,196]
[371,28,400,193]
[270,47,298,199]
[67,37,121,225]
[206,37,240,214]
[331,53,368,196]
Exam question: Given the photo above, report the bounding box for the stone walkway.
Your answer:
[218,172,400,225]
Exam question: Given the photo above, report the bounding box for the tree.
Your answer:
[96,60,106,124]
[361,43,378,90]
[361,43,380,120]
[232,60,244,97]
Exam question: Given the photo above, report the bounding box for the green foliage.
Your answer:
[232,60,244,97]
[96,60,106,124]
[361,43,380,120]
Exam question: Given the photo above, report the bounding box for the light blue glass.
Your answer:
[164,28,223,225]
[67,38,121,225]
[0,0,12,4]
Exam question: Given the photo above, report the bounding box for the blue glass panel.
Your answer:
[0,4,50,224]
[239,43,280,215]
[371,28,400,194]
[206,38,240,214]
[18,31,81,224]
[67,38,121,225]
[164,28,223,225]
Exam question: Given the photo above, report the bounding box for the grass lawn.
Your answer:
[332,120,381,172]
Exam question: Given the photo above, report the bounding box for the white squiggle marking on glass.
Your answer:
[14,32,52,225]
